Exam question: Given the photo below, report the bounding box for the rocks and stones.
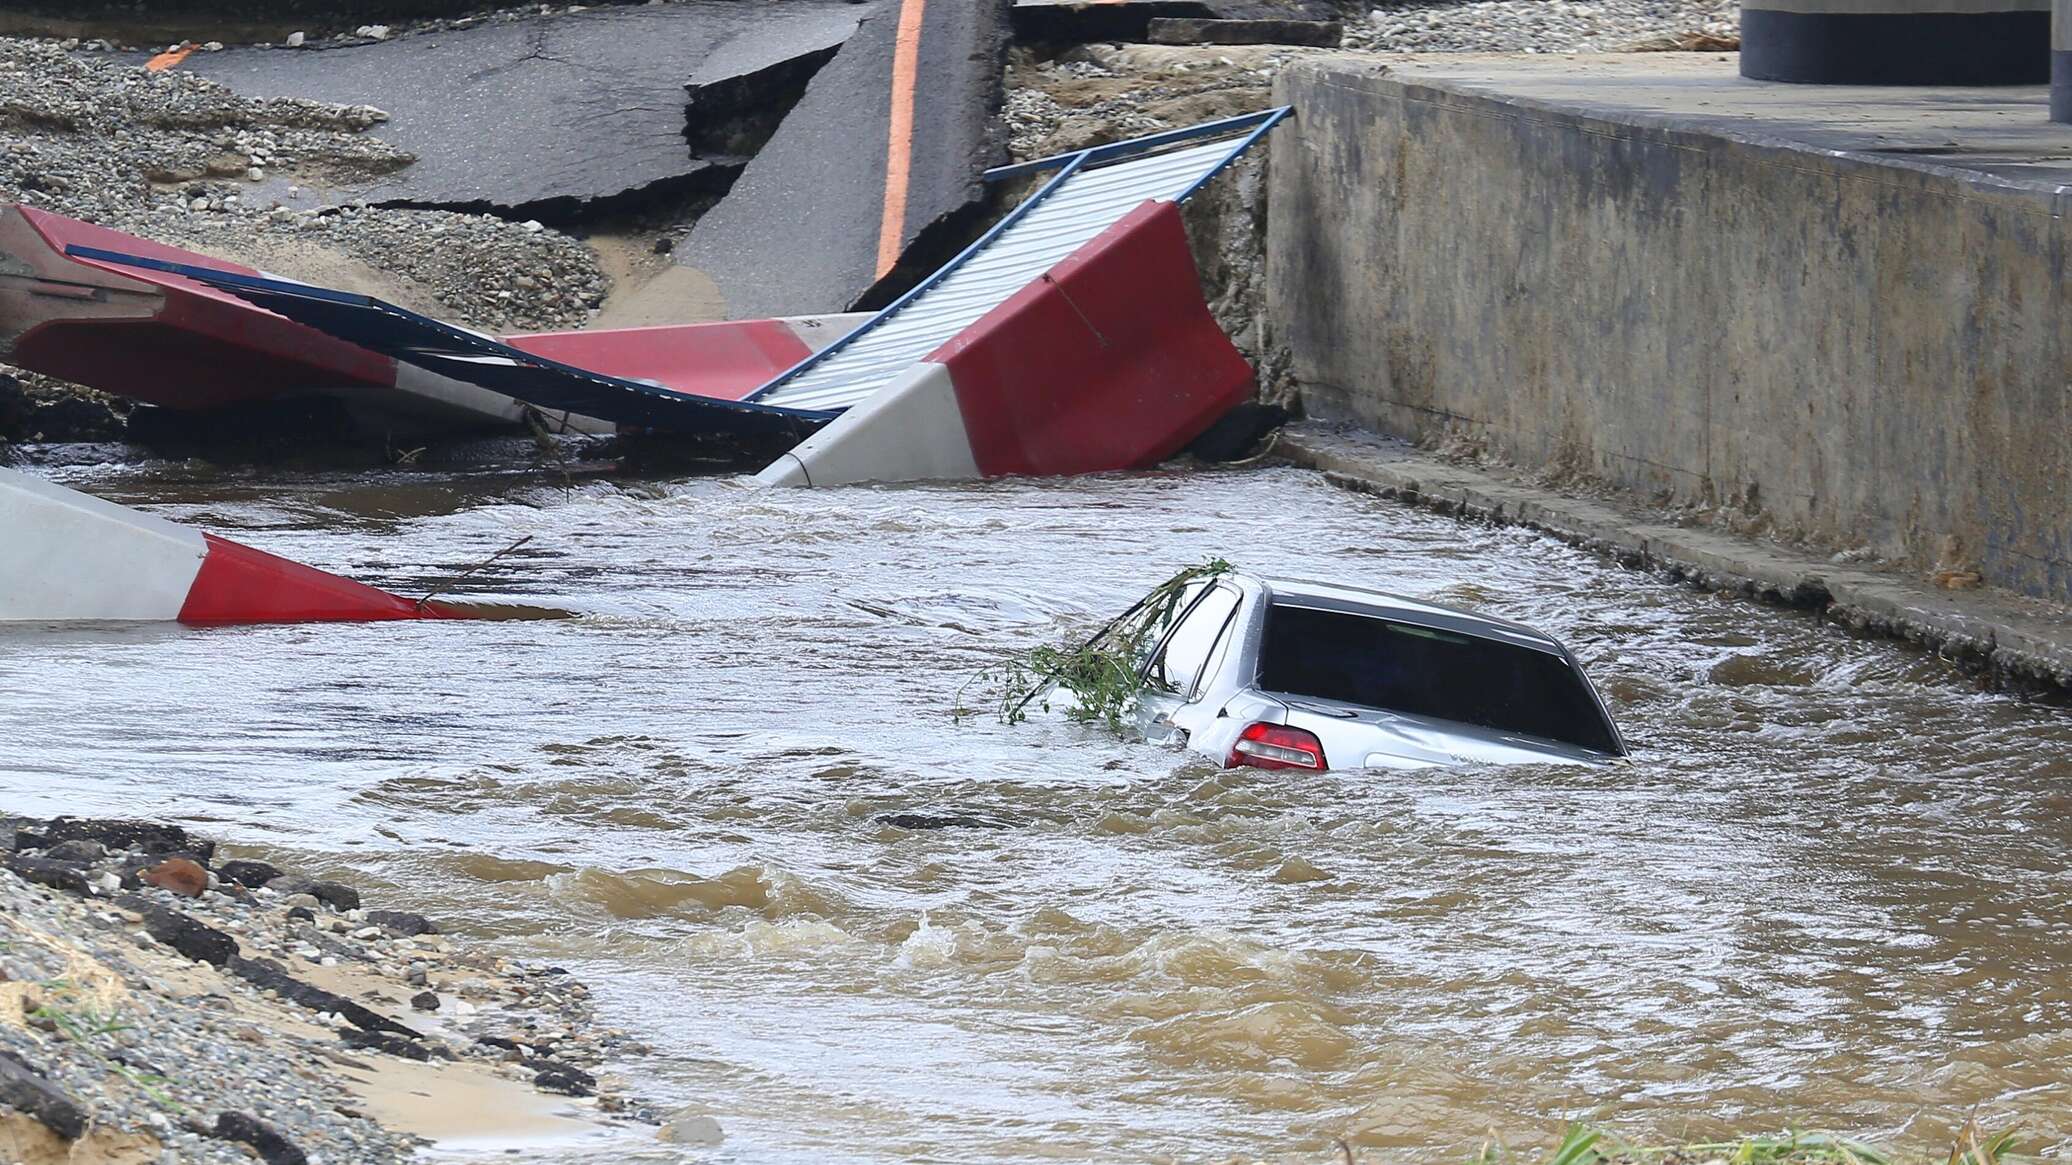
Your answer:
[213,1111,309,1165]
[265,875,360,911]
[1342,0,1739,53]
[0,811,638,1158]
[0,372,129,443]
[218,858,284,888]
[0,1048,87,1141]
[116,895,238,966]
[307,880,361,912]
[340,1028,433,1062]
[410,990,440,1011]
[365,909,438,936]
[140,856,209,897]
[532,1062,597,1097]
[3,855,93,896]
[1148,17,1343,45]
[231,957,422,1040]
[40,818,210,862]
[659,1112,727,1146]
[40,839,105,864]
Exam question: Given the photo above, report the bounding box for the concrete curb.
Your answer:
[1277,424,2072,694]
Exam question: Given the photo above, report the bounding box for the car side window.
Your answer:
[1193,599,1245,701]
[1151,585,1240,697]
[1134,581,1207,674]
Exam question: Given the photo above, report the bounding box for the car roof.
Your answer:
[1246,573,1569,656]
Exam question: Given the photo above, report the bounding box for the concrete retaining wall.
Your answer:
[1267,56,2071,605]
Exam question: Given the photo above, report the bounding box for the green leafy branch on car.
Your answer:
[957,558,1234,733]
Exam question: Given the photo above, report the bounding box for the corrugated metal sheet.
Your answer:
[754,109,1287,413]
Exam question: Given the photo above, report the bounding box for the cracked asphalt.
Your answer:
[676,0,1011,319]
[170,1,866,214]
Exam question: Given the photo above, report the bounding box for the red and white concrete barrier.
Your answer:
[756,199,1255,487]
[0,466,457,625]
[505,312,866,408]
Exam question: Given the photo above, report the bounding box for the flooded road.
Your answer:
[4,461,2071,1163]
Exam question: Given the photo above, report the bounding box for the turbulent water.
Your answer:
[4,459,2071,1164]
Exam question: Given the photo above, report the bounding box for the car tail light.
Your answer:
[1228,722,1328,771]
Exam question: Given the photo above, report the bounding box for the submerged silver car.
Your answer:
[1132,572,1626,770]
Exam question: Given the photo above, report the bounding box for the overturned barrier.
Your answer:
[84,110,1289,478]
[0,205,863,440]
[0,467,456,625]
[756,200,1252,486]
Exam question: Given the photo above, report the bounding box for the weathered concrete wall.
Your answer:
[1268,56,2072,604]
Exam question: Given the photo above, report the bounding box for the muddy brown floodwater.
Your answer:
[3,460,2071,1163]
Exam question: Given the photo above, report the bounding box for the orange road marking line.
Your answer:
[146,43,196,72]
[876,0,928,279]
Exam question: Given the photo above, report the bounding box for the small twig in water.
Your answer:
[417,535,534,612]
[523,406,576,493]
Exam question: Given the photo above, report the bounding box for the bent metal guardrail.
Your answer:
[751,107,1290,414]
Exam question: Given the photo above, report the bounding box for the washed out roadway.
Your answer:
[675,0,1011,320]
[169,2,866,215]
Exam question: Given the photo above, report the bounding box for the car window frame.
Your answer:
[1188,594,1246,703]
[1145,582,1241,698]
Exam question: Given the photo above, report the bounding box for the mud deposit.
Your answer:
[3,463,2070,1162]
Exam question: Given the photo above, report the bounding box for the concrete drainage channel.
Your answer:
[4,0,2072,1163]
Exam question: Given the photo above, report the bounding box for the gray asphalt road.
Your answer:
[676,0,1011,320]
[174,2,865,214]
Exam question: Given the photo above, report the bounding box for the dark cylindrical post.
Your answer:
[1741,0,2048,85]
[2055,0,2072,120]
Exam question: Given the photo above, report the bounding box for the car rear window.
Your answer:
[1257,603,1622,755]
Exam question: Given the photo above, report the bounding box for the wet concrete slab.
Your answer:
[1355,53,2072,185]
[169,2,865,216]
[674,0,1011,320]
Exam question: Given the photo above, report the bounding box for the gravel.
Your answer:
[0,815,649,1164]
[0,36,607,335]
[1004,45,1295,162]
[1344,0,1739,53]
